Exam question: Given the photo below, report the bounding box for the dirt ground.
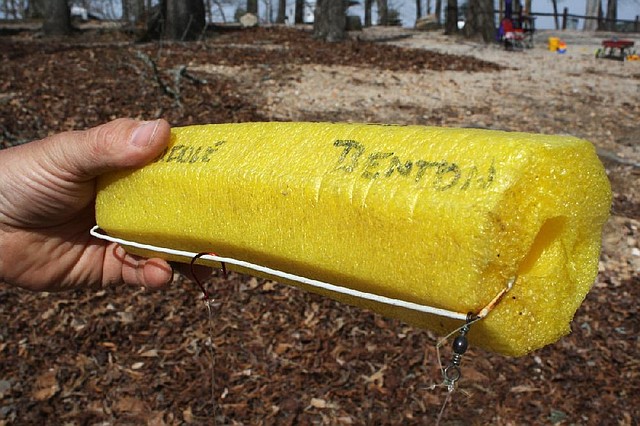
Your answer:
[0,25,638,425]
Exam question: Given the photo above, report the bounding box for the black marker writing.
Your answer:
[156,141,226,164]
[333,140,365,172]
[332,140,495,191]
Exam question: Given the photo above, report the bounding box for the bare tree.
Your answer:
[43,0,71,35]
[164,0,206,40]
[1,0,18,18]
[98,0,119,19]
[597,1,604,29]
[416,0,422,20]
[262,0,273,22]
[444,0,457,34]
[26,0,45,18]
[376,0,388,24]
[313,0,346,41]
[435,0,442,23]
[204,0,213,21]
[210,0,229,21]
[80,0,91,13]
[605,0,616,30]
[247,0,258,14]
[293,0,303,23]
[464,0,494,42]
[364,0,372,26]
[584,0,599,30]
[274,0,285,22]
[123,0,145,23]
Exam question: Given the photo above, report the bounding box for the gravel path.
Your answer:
[265,28,639,162]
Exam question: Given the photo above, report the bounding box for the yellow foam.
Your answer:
[95,123,611,356]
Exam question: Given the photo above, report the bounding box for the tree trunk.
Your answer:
[123,0,129,22]
[164,0,206,40]
[3,0,15,18]
[276,0,287,23]
[435,0,442,23]
[377,0,388,25]
[416,0,422,20]
[364,0,372,26]
[551,0,559,29]
[204,0,212,22]
[264,0,273,23]
[444,0,457,34]
[294,0,304,23]
[597,1,604,30]
[605,0,616,30]
[247,0,258,15]
[313,0,346,42]
[464,0,494,42]
[43,0,71,35]
[123,0,145,23]
[584,0,599,30]
[27,0,45,19]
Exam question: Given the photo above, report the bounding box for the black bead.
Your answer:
[452,335,468,354]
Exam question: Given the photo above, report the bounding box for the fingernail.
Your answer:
[130,120,160,148]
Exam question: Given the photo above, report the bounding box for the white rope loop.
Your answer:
[90,226,470,321]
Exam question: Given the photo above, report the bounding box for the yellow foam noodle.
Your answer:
[95,123,611,356]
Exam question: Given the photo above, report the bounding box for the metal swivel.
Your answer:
[442,318,472,390]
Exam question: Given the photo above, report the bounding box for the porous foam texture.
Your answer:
[96,123,611,356]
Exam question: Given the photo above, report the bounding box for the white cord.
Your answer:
[90,226,470,321]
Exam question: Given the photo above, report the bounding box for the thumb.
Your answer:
[44,118,171,181]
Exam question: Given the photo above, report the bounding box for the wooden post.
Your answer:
[562,7,568,30]
[635,15,639,32]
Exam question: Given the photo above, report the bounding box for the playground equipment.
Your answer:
[595,39,636,61]
[498,15,535,50]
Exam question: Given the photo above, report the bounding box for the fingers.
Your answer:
[103,244,214,291]
[41,118,171,181]
[104,244,173,290]
[138,259,176,290]
[121,256,174,290]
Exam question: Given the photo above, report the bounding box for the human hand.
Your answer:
[0,119,177,292]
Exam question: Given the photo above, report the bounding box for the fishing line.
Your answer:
[91,226,514,423]
[90,226,471,321]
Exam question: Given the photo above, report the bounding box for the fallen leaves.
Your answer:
[0,25,638,425]
[32,369,59,401]
[139,348,160,358]
[114,396,149,414]
[509,384,540,393]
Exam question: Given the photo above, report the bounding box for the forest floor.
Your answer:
[0,25,638,425]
